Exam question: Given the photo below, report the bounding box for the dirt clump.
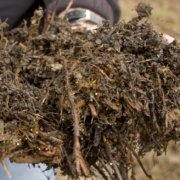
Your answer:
[0,4,179,179]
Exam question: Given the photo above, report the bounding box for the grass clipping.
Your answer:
[0,4,180,179]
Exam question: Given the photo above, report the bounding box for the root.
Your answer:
[59,0,74,19]
[63,56,90,176]
[124,141,152,179]
[93,164,109,180]
[63,147,76,177]
[103,136,123,180]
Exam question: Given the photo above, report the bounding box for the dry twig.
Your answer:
[62,56,90,176]
[124,141,152,179]
[59,0,74,19]
[103,136,123,180]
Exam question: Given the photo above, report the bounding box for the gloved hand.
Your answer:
[44,0,120,23]
[43,0,120,31]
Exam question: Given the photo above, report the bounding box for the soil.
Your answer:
[0,3,179,180]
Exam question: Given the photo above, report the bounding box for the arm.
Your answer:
[0,0,38,29]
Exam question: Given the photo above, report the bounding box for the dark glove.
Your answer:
[0,0,38,29]
[43,0,120,24]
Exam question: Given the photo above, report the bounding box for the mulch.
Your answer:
[0,3,179,179]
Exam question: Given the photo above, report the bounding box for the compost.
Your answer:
[0,3,179,180]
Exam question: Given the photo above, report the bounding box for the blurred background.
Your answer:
[120,0,180,179]
[120,0,180,39]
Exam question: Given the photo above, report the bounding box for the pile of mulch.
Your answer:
[0,3,179,180]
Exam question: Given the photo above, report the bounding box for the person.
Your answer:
[0,0,120,30]
[0,0,120,179]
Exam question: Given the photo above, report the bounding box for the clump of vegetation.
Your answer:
[0,4,179,179]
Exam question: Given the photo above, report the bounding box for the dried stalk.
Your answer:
[99,159,115,179]
[88,103,98,117]
[59,0,74,19]
[93,164,110,180]
[63,57,90,176]
[124,141,152,179]
[63,147,76,177]
[64,0,74,13]
[103,136,123,180]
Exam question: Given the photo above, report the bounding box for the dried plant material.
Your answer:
[136,3,153,18]
[0,4,179,179]
[0,120,4,138]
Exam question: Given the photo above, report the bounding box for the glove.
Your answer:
[43,0,120,24]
